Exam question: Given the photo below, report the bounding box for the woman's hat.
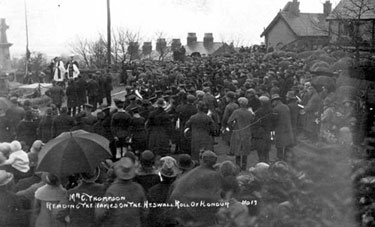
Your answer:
[0,170,14,187]
[177,154,196,170]
[225,91,236,100]
[30,140,44,153]
[159,156,179,178]
[114,157,136,180]
[80,167,101,183]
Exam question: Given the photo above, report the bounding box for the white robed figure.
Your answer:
[66,61,80,79]
[53,57,66,82]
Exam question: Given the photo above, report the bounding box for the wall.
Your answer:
[265,18,297,51]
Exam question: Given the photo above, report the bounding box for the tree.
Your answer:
[321,0,375,63]
[155,31,172,61]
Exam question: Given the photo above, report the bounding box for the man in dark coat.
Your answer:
[286,91,300,145]
[147,98,172,157]
[185,101,216,161]
[271,94,294,161]
[86,74,99,111]
[45,81,65,112]
[104,73,113,106]
[75,75,87,113]
[175,95,198,154]
[66,79,78,116]
[221,91,239,145]
[51,107,75,138]
[253,96,273,163]
[302,86,322,142]
[246,88,261,112]
[111,104,132,160]
[5,97,25,140]
[16,110,38,149]
[37,108,54,143]
[168,150,223,227]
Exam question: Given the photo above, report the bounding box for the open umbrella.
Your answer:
[37,130,112,177]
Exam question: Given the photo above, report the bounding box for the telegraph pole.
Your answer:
[107,0,111,67]
[24,0,30,75]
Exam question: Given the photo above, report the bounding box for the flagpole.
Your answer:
[107,0,111,67]
[24,0,30,76]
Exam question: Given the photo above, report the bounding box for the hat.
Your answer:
[177,154,196,170]
[196,90,205,97]
[200,150,217,166]
[259,96,270,103]
[238,97,248,106]
[286,91,296,100]
[114,157,136,180]
[226,91,236,100]
[217,160,239,177]
[30,140,44,153]
[246,89,256,95]
[84,103,93,109]
[159,156,179,178]
[342,98,356,105]
[10,97,18,104]
[140,150,155,166]
[323,97,334,106]
[156,98,167,108]
[0,170,14,186]
[80,167,101,183]
[271,94,281,101]
[186,94,196,102]
[128,94,136,101]
[249,162,270,179]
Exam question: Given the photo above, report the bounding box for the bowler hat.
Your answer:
[226,91,236,100]
[177,154,196,170]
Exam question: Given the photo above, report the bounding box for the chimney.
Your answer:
[203,33,214,46]
[142,42,152,55]
[290,0,300,16]
[187,33,197,46]
[323,1,332,16]
[171,39,181,51]
[156,38,167,52]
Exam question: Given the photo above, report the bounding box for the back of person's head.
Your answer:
[10,141,22,153]
[25,110,33,121]
[197,101,208,113]
[0,143,11,157]
[45,173,60,186]
[60,107,68,114]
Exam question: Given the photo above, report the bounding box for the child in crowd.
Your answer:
[0,140,30,181]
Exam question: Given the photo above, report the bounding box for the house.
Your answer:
[326,0,375,50]
[184,33,235,57]
[260,0,331,52]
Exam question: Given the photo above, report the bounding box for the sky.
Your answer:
[0,0,339,58]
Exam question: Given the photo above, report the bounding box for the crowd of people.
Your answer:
[0,48,372,226]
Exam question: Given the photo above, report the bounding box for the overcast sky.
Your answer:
[0,0,339,58]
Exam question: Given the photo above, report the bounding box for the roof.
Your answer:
[261,12,328,37]
[327,0,375,20]
[184,42,224,55]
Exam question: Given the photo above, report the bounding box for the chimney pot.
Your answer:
[323,1,332,16]
[187,33,197,46]
[203,33,214,46]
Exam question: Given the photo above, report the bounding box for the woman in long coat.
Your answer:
[147,98,172,157]
[227,97,254,171]
[185,101,216,161]
[33,173,69,227]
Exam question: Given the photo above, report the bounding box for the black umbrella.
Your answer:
[37,130,112,177]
